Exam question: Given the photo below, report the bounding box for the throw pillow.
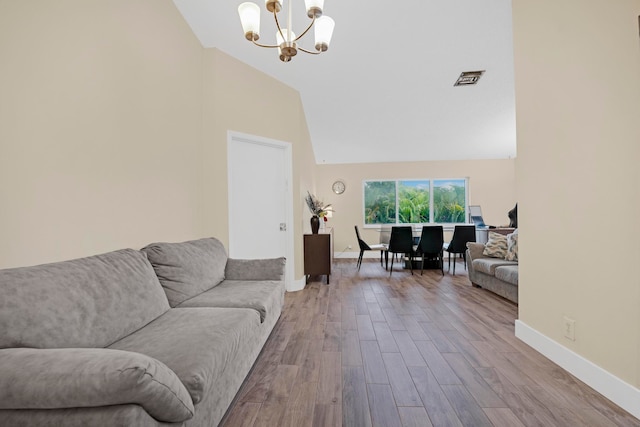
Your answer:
[483,232,508,259]
[506,229,519,261]
[141,238,228,307]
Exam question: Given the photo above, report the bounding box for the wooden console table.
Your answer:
[303,227,333,284]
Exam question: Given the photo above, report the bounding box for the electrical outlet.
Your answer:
[347,245,352,250]
[563,316,576,341]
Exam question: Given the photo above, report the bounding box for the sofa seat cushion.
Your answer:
[108,307,261,406]
[0,249,169,349]
[472,258,518,276]
[495,265,519,285]
[177,280,285,323]
[0,348,194,423]
[141,238,229,307]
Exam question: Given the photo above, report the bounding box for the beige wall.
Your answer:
[513,0,640,387]
[315,159,516,254]
[0,1,317,282]
[0,0,204,268]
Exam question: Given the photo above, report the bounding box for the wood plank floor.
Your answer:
[221,258,640,427]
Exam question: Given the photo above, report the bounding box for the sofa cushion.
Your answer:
[0,348,194,423]
[178,280,285,323]
[482,232,508,259]
[0,404,169,427]
[505,230,519,261]
[225,257,286,281]
[108,307,262,406]
[495,265,519,285]
[141,238,228,307]
[0,249,169,349]
[472,257,518,276]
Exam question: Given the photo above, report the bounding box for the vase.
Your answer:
[310,215,320,234]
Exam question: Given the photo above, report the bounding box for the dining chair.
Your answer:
[387,226,415,276]
[416,226,444,275]
[354,226,387,271]
[443,225,476,275]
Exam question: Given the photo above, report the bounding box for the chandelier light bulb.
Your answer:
[304,0,324,18]
[276,29,297,61]
[314,16,334,51]
[238,2,261,41]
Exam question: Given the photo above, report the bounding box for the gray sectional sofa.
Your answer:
[0,237,285,426]
[466,242,518,303]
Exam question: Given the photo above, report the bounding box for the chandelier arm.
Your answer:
[251,40,280,49]
[273,9,287,43]
[298,46,321,55]
[294,15,316,42]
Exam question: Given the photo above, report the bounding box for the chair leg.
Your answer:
[357,250,364,270]
[408,253,413,275]
[453,253,456,275]
[389,253,394,276]
[440,252,444,275]
[420,254,424,275]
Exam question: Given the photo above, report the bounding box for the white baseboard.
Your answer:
[334,251,384,259]
[286,277,306,292]
[334,251,359,259]
[515,320,640,420]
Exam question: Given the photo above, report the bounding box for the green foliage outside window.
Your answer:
[398,181,429,223]
[433,180,466,223]
[364,179,467,225]
[364,181,396,224]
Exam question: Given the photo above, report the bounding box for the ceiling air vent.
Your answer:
[454,70,485,87]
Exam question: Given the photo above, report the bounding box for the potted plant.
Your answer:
[305,191,333,234]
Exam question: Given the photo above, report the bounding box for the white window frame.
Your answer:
[362,178,470,229]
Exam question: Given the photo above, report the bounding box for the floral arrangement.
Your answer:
[305,191,333,221]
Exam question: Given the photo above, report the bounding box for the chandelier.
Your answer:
[238,0,335,62]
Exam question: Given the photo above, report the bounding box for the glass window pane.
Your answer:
[398,180,430,224]
[364,181,396,224]
[433,179,466,223]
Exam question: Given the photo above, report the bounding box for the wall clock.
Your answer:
[332,180,346,195]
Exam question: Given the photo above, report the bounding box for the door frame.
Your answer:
[227,130,294,291]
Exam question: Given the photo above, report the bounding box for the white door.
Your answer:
[227,132,293,286]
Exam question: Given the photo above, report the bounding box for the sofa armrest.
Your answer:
[0,348,194,423]
[225,257,286,281]
[466,242,486,261]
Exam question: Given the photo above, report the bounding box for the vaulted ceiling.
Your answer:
[173,0,516,164]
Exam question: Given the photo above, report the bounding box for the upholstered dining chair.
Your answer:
[443,225,476,275]
[387,226,415,276]
[416,226,444,275]
[354,226,387,271]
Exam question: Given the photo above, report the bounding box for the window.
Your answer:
[398,180,430,224]
[364,178,468,226]
[363,181,396,224]
[433,179,467,223]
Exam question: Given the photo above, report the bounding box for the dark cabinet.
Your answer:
[303,228,333,284]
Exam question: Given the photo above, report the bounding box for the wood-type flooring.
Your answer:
[221,258,639,427]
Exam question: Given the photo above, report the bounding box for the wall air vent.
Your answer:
[454,70,485,86]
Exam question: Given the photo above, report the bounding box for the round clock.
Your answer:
[332,180,346,195]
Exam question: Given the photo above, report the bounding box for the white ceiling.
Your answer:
[173,0,516,164]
